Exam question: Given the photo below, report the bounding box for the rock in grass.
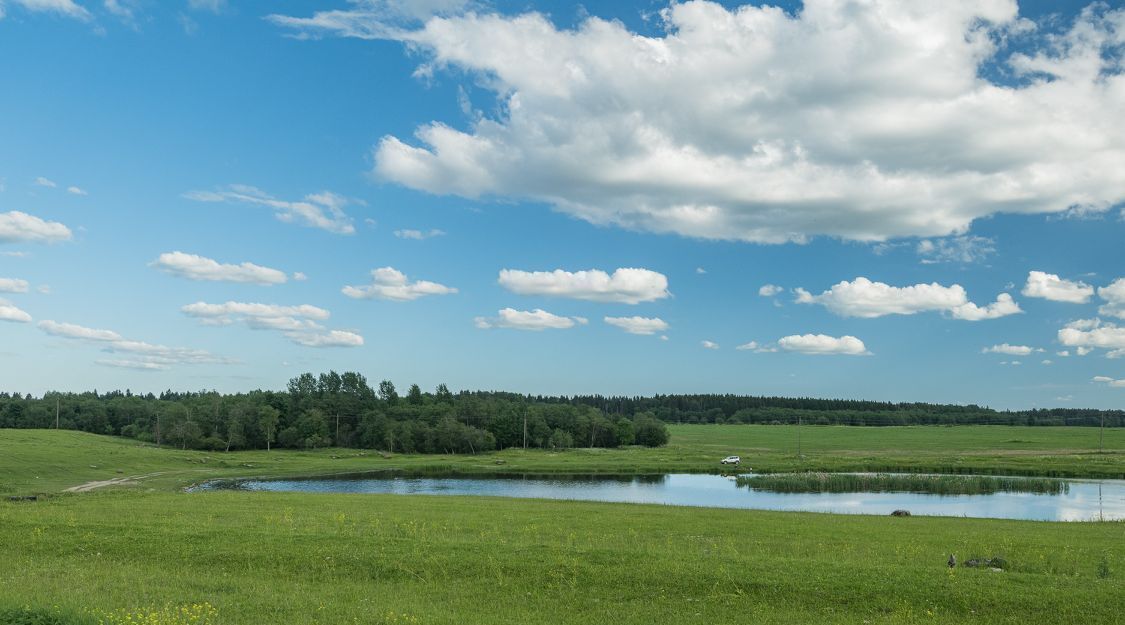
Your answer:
[890,509,911,517]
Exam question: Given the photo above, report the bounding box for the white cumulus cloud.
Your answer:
[603,316,669,335]
[0,299,32,323]
[795,277,1019,320]
[66,186,87,195]
[342,267,457,301]
[0,211,72,244]
[475,307,586,331]
[1097,278,1125,319]
[38,319,227,366]
[1022,270,1095,303]
[758,284,783,297]
[778,333,869,355]
[700,340,719,350]
[0,278,29,293]
[983,343,1036,356]
[181,300,362,348]
[1057,318,1125,358]
[152,251,289,285]
[184,185,356,234]
[277,2,1125,243]
[1093,376,1125,388]
[498,267,669,304]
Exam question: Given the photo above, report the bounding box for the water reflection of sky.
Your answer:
[213,474,1125,522]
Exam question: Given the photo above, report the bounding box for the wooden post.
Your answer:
[55,397,59,429]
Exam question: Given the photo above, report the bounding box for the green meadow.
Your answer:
[2,425,1123,497]
[1,427,1123,624]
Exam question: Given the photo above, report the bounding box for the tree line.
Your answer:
[0,372,670,453]
[0,375,1119,454]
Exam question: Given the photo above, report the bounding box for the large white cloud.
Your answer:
[152,251,289,285]
[474,307,586,331]
[37,320,227,366]
[184,185,356,235]
[0,298,32,323]
[1057,318,1125,358]
[498,268,669,304]
[0,278,29,293]
[1022,270,1095,303]
[603,316,669,335]
[1097,278,1125,319]
[778,334,869,355]
[795,277,1020,320]
[342,267,457,301]
[276,1,1125,242]
[182,300,363,348]
[0,211,72,244]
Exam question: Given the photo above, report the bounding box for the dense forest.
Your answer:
[0,372,670,453]
[0,372,1120,453]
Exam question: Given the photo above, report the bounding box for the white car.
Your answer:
[720,455,741,465]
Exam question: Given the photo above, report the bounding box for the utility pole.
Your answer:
[523,413,528,450]
[55,397,60,429]
[796,414,802,458]
[1100,411,1105,453]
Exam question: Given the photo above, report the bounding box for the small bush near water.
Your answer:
[736,473,1069,495]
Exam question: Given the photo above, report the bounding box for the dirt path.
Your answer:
[64,472,166,493]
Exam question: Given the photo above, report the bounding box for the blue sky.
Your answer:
[1,0,1123,409]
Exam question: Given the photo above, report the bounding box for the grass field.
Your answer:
[2,425,1123,497]
[1,427,1123,624]
[2,489,1123,625]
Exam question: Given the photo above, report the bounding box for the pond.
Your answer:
[194,473,1125,522]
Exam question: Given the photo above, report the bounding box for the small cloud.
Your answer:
[0,299,32,324]
[66,186,87,196]
[604,316,669,335]
[499,267,670,304]
[695,267,706,274]
[777,333,869,356]
[34,177,57,188]
[394,228,446,240]
[184,185,356,234]
[1092,376,1125,388]
[736,341,759,351]
[758,284,783,297]
[915,235,995,264]
[36,285,51,295]
[701,340,719,350]
[292,272,308,281]
[181,301,362,348]
[982,343,1037,356]
[152,251,289,285]
[475,308,585,331]
[342,267,457,301]
[0,278,29,293]
[1041,359,1053,365]
[1023,270,1094,304]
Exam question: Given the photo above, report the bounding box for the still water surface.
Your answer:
[201,473,1125,521]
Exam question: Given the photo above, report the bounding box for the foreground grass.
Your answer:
[1,490,1122,625]
[2,425,1123,496]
